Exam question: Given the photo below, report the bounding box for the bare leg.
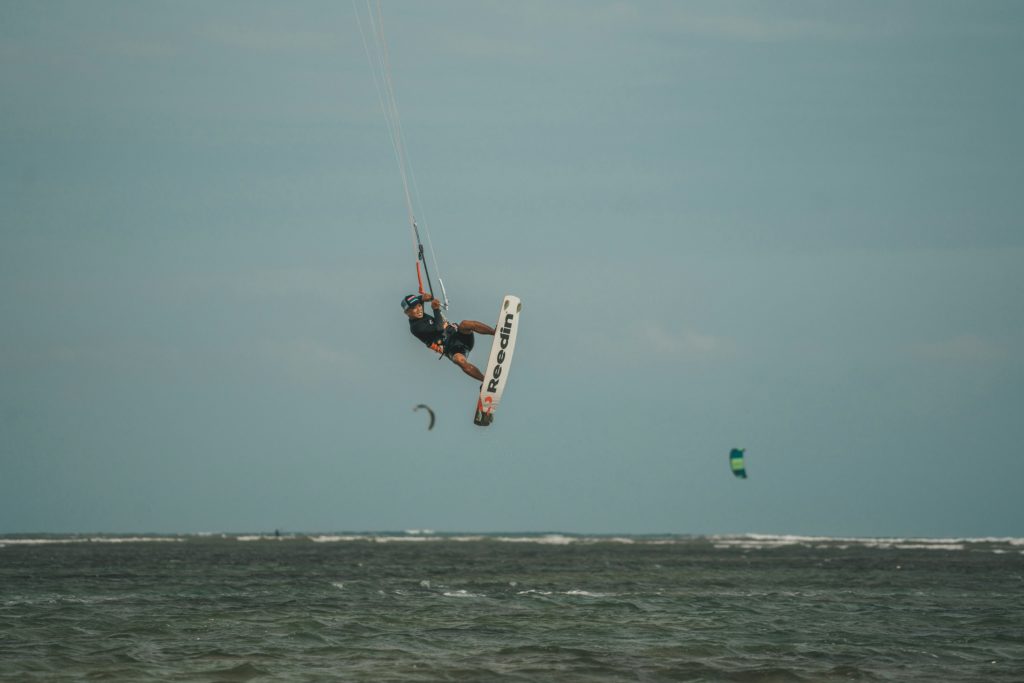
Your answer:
[451,353,484,382]
[458,320,495,335]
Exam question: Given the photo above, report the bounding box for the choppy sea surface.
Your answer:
[1,533,1022,682]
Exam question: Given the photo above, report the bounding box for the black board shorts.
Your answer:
[442,328,475,360]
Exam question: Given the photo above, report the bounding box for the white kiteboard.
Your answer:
[473,295,522,427]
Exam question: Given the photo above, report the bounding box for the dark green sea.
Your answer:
[1,533,1022,681]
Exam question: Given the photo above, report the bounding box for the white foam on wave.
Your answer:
[6,532,1017,550]
[442,589,485,598]
[709,534,1022,552]
[291,531,1018,549]
[307,533,641,545]
[374,535,444,543]
[496,534,577,545]
[869,541,966,551]
[564,589,609,597]
[286,532,644,545]
[309,535,367,543]
[970,537,1024,546]
[0,536,184,546]
[310,534,490,543]
[518,589,615,598]
[491,534,638,545]
[363,535,441,543]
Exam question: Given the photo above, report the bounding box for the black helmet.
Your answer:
[401,293,423,311]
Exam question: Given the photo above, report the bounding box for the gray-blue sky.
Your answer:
[2,1,1022,536]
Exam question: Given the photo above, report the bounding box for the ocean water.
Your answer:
[1,533,1022,682]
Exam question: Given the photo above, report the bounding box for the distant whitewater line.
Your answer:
[2,532,1022,552]
[0,536,185,546]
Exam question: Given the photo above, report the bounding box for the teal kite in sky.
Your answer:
[730,449,747,479]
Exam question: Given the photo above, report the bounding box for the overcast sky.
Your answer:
[2,1,1022,537]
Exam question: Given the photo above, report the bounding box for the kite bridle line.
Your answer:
[355,0,450,320]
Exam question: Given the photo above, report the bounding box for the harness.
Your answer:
[431,324,466,359]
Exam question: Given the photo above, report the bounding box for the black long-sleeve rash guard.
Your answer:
[408,309,446,349]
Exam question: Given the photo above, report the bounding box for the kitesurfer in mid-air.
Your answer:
[402,293,494,382]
